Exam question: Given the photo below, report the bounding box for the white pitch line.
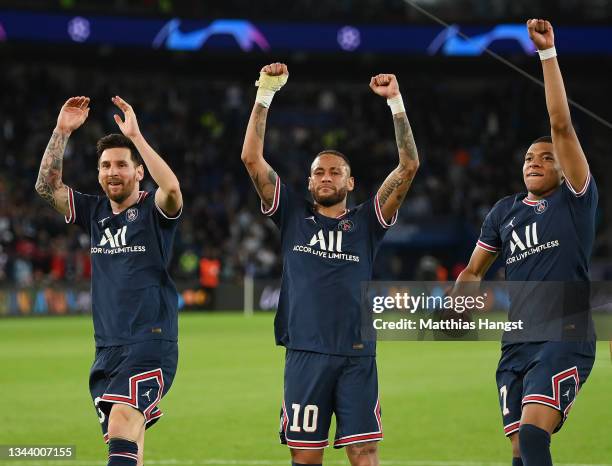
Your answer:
[3,460,611,466]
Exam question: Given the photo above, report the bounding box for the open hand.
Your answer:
[112,95,141,140]
[56,96,90,134]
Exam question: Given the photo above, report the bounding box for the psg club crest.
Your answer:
[338,219,354,232]
[534,200,548,215]
[126,208,139,222]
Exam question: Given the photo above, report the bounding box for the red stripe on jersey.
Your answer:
[476,240,499,253]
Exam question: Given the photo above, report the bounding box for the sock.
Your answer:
[108,438,138,466]
[519,424,552,466]
[513,457,524,466]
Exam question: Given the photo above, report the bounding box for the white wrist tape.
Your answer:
[387,94,405,115]
[255,88,276,108]
[254,72,288,108]
[538,46,557,61]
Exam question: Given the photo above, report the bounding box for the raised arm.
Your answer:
[240,63,287,210]
[111,96,182,216]
[527,19,589,192]
[35,96,90,216]
[370,74,420,223]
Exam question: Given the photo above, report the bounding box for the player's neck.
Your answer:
[526,184,559,201]
[314,202,348,219]
[110,189,140,214]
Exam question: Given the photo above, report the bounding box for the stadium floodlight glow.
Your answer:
[428,24,536,56]
[337,26,361,51]
[67,16,90,43]
[152,18,270,51]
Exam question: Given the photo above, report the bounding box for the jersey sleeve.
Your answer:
[260,177,301,230]
[476,205,502,254]
[358,193,399,245]
[563,172,598,210]
[153,189,183,227]
[64,187,98,233]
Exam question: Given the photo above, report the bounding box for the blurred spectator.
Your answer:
[0,61,608,285]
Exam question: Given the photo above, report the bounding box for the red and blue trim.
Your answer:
[565,171,591,198]
[261,176,281,217]
[522,366,580,417]
[64,187,76,224]
[99,369,164,422]
[476,240,500,253]
[333,398,383,448]
[503,421,521,437]
[374,193,398,229]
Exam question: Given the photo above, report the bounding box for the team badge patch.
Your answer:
[534,200,548,215]
[126,208,139,222]
[338,219,354,232]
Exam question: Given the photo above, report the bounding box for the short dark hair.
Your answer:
[312,149,351,173]
[96,133,143,167]
[531,135,553,145]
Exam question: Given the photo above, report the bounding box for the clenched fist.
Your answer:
[261,62,288,77]
[369,74,400,99]
[527,19,555,51]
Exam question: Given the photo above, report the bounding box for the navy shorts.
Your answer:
[496,341,595,437]
[89,340,178,443]
[279,349,382,449]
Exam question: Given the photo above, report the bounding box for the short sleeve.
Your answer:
[372,193,399,230]
[477,207,501,254]
[153,189,183,225]
[260,178,299,230]
[65,187,98,233]
[356,194,399,246]
[563,172,598,210]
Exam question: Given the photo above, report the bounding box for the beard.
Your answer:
[311,185,348,207]
[102,178,136,204]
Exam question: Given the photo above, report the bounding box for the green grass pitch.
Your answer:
[0,313,610,465]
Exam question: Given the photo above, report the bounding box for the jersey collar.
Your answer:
[522,197,540,206]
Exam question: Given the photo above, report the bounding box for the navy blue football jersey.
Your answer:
[477,174,598,340]
[65,188,181,347]
[264,178,397,357]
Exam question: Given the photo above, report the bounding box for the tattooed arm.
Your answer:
[369,74,419,223]
[241,63,287,210]
[35,97,90,215]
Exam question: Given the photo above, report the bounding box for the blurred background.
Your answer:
[1,0,611,315]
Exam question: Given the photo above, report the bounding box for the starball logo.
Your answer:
[91,226,146,255]
[506,222,559,265]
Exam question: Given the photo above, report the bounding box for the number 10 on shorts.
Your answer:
[290,404,319,433]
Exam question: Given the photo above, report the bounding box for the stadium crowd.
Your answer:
[0,61,610,287]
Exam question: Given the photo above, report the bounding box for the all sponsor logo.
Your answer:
[510,223,538,255]
[91,226,146,254]
[506,221,559,265]
[292,228,359,262]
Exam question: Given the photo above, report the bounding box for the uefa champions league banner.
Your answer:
[360,281,612,342]
[1,10,612,56]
